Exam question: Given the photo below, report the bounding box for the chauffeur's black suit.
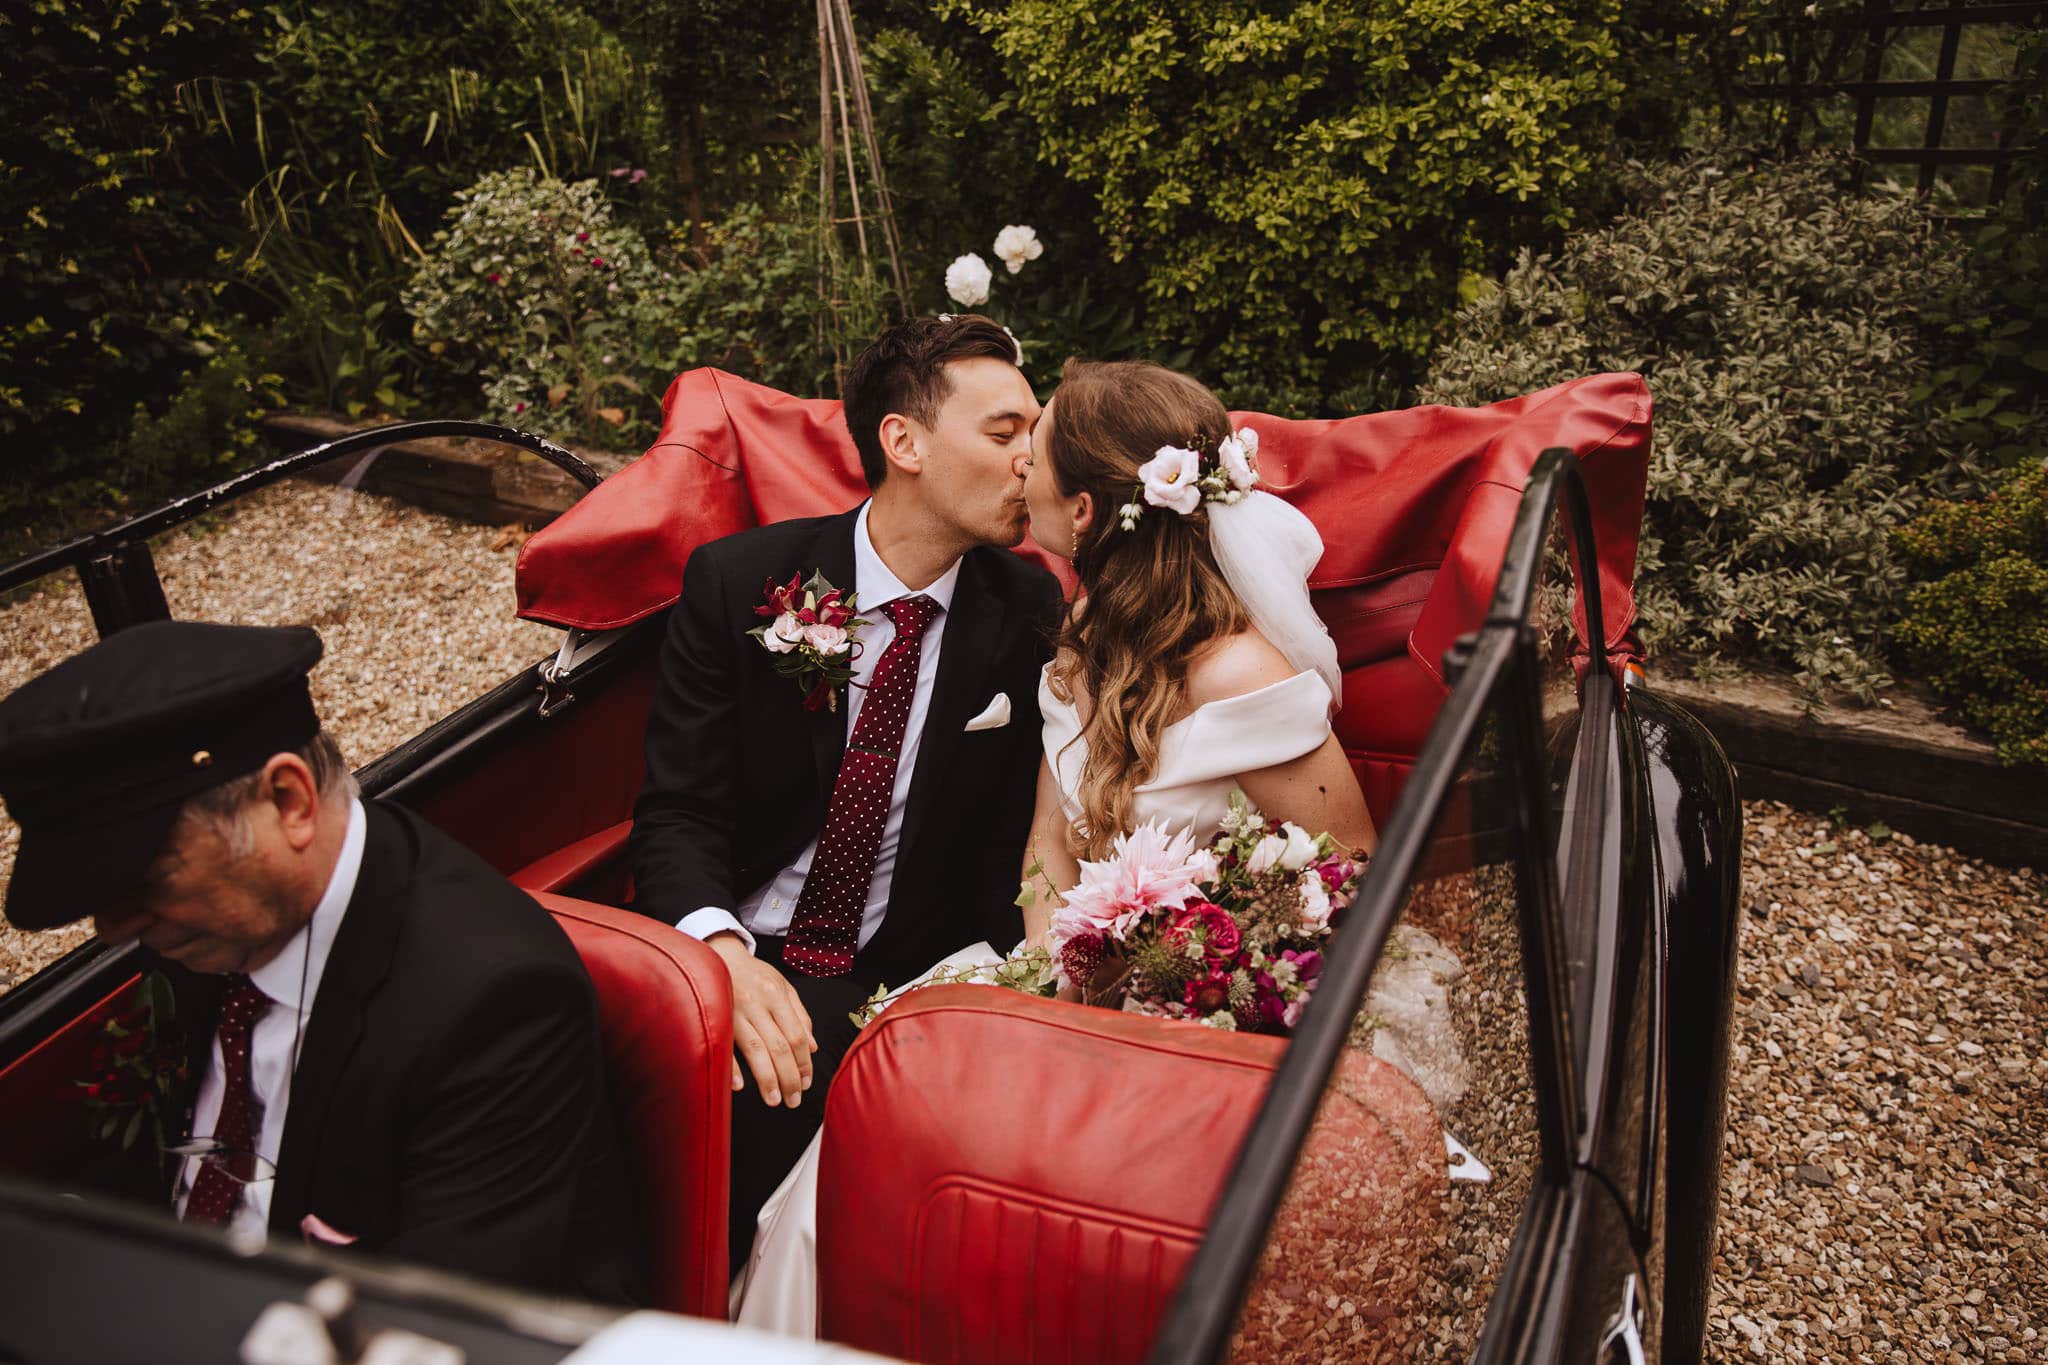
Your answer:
[627,506,1061,1260]
[167,802,644,1304]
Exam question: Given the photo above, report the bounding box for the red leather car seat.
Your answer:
[514,367,1650,824]
[535,891,733,1316]
[816,986,1446,1363]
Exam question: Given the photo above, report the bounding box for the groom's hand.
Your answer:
[707,933,817,1108]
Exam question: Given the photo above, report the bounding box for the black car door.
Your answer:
[1147,453,1659,1365]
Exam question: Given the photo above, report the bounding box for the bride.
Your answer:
[732,359,1377,1332]
[1017,357,1375,929]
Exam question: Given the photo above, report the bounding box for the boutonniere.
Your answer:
[750,570,870,712]
[81,969,189,1174]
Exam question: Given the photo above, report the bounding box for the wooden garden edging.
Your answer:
[1653,674,2046,870]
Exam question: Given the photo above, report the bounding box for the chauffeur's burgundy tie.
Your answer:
[783,594,940,977]
[183,974,270,1225]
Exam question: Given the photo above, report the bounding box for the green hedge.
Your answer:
[2,0,667,542]
[1422,153,1990,700]
[942,0,1629,410]
[1895,463,2048,766]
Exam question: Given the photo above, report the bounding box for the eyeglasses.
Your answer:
[167,1138,276,1190]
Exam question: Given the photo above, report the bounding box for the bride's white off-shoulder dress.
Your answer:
[730,665,1339,1334]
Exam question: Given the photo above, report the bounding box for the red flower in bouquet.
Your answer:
[1164,900,1242,964]
[1059,932,1108,987]
[1185,967,1235,1017]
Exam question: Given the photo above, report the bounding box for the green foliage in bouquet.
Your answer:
[1422,153,1991,700]
[1893,463,2048,767]
[940,0,1629,404]
[403,170,682,447]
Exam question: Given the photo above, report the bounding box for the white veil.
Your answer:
[1207,489,1343,709]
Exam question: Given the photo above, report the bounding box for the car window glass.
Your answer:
[0,581,106,997]
[150,478,560,778]
[1226,686,1542,1361]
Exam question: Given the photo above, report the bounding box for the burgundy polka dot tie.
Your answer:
[784,594,940,977]
[184,975,271,1225]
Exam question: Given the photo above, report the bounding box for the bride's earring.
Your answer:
[1070,491,1095,555]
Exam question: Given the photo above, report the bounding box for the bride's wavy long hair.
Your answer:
[1043,359,1248,858]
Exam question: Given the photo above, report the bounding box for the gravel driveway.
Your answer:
[0,482,2041,1357]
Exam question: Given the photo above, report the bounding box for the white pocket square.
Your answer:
[964,692,1011,732]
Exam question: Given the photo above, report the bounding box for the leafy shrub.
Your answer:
[664,202,887,401]
[1,0,268,504]
[3,0,673,529]
[403,171,682,446]
[1421,153,1988,699]
[1894,463,2048,765]
[944,0,1630,406]
[0,335,284,559]
[240,0,670,415]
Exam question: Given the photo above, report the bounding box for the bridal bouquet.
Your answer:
[853,796,1364,1034]
[1046,795,1364,1032]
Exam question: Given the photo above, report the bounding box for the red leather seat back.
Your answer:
[816,986,1445,1363]
[515,368,1651,819]
[536,892,733,1316]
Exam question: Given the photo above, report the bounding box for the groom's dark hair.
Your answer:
[842,314,1021,488]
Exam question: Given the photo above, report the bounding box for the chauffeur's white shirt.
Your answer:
[175,796,366,1236]
[676,501,962,955]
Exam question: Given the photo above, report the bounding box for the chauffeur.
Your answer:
[0,621,643,1304]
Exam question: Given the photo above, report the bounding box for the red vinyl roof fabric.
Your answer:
[515,367,1651,683]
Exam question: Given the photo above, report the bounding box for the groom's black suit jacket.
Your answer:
[628,506,1062,984]
[152,802,643,1304]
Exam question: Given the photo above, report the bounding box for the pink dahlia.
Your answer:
[1049,819,1208,949]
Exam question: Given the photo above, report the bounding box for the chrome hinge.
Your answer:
[535,627,621,719]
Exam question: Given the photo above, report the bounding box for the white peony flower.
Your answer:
[762,612,804,654]
[1247,834,1286,876]
[803,622,850,656]
[992,224,1044,275]
[1298,871,1333,930]
[945,253,992,306]
[1217,428,1260,491]
[1137,445,1202,516]
[1277,822,1320,871]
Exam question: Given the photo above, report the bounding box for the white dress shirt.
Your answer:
[176,796,366,1235]
[677,501,962,954]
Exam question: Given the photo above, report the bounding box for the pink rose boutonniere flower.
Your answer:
[748,570,869,711]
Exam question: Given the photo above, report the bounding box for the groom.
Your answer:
[628,314,1063,1261]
